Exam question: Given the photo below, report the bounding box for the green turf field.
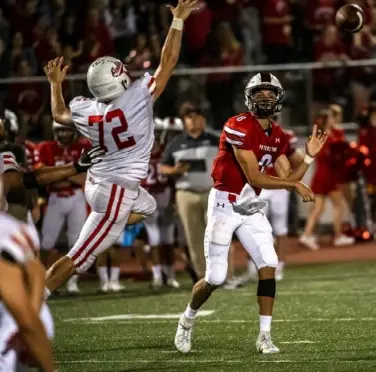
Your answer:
[49,262,376,372]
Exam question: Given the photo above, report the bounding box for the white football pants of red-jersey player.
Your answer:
[144,188,175,246]
[41,189,88,251]
[68,178,156,273]
[259,189,289,236]
[205,186,277,286]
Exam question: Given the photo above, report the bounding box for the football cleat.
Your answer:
[151,277,163,289]
[108,281,125,292]
[175,315,194,353]
[167,278,180,289]
[256,332,280,354]
[66,277,80,294]
[100,281,109,293]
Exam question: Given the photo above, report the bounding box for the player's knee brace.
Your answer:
[257,278,276,298]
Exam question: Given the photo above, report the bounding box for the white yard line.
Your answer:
[280,340,317,344]
[56,359,376,364]
[67,317,376,324]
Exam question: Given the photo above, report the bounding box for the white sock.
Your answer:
[98,267,109,283]
[67,275,78,285]
[248,260,257,274]
[151,265,162,281]
[260,315,272,333]
[162,265,175,279]
[110,267,120,283]
[44,287,51,300]
[184,304,198,319]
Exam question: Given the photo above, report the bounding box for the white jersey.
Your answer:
[70,73,156,184]
[0,212,38,264]
[0,152,20,212]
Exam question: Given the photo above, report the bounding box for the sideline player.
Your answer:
[43,0,199,295]
[143,117,183,288]
[0,155,55,372]
[174,72,327,354]
[35,122,90,293]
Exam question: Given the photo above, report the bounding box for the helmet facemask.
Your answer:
[245,86,284,119]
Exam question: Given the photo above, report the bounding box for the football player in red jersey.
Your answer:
[174,72,327,354]
[34,122,92,294]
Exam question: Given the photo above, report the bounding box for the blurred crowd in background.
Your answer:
[0,0,376,290]
[1,0,376,139]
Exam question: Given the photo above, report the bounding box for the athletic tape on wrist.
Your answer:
[172,18,184,31]
[304,154,315,165]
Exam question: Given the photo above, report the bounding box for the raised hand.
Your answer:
[44,57,68,85]
[305,124,328,158]
[167,0,199,21]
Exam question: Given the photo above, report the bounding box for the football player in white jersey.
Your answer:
[0,156,55,372]
[42,0,198,295]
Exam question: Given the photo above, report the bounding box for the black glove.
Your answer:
[74,146,105,173]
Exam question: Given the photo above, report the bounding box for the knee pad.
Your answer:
[204,218,233,286]
[257,278,276,298]
[254,241,278,269]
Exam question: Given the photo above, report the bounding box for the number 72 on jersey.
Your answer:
[88,109,136,152]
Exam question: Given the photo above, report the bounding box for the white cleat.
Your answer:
[174,315,194,353]
[275,262,284,282]
[151,278,163,289]
[334,234,355,247]
[167,279,180,289]
[100,281,109,293]
[66,281,80,294]
[108,281,125,292]
[256,332,280,354]
[299,235,320,251]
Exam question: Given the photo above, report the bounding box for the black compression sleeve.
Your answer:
[22,172,39,189]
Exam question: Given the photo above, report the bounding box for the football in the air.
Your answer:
[335,4,364,33]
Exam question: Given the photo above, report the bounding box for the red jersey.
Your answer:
[142,151,170,193]
[212,112,288,195]
[34,140,91,191]
[266,129,298,176]
[23,140,37,171]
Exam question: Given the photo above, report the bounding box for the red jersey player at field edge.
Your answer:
[175,72,327,356]
[35,122,91,294]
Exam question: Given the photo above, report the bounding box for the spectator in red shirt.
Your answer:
[184,0,212,65]
[78,8,114,71]
[313,25,349,105]
[303,0,336,60]
[259,0,293,64]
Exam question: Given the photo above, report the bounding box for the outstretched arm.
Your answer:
[44,57,73,126]
[153,0,198,101]
[3,146,104,191]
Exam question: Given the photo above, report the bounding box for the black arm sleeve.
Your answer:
[22,172,39,189]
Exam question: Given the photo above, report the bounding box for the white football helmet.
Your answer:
[245,72,284,118]
[87,56,131,102]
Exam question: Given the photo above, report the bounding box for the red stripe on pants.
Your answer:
[75,186,125,269]
[71,184,117,263]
